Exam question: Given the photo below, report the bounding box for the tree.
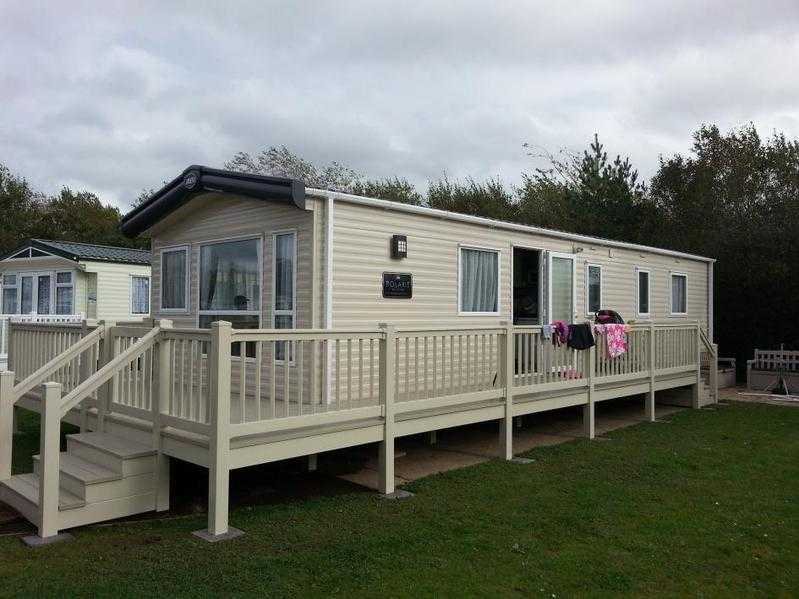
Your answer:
[427,177,516,221]
[650,123,799,373]
[0,164,43,256]
[227,145,423,205]
[517,134,652,243]
[226,146,362,192]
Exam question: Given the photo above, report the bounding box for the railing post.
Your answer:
[0,371,15,480]
[499,323,514,460]
[96,320,116,432]
[692,324,701,408]
[378,323,397,495]
[154,319,172,512]
[583,343,596,439]
[646,323,656,422]
[711,342,719,402]
[35,382,63,542]
[78,320,91,432]
[194,321,241,541]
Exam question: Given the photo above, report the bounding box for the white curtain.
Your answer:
[460,249,498,312]
[672,275,686,313]
[131,277,149,314]
[200,239,259,311]
[162,250,186,309]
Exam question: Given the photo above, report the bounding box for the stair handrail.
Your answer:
[698,326,718,402]
[59,326,162,418]
[12,325,106,403]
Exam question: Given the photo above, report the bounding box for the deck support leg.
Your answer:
[193,322,243,543]
[308,454,318,472]
[378,438,395,495]
[427,431,437,445]
[378,323,402,498]
[645,388,656,422]
[584,345,596,439]
[0,372,15,480]
[583,401,595,439]
[499,323,514,460]
[155,454,170,512]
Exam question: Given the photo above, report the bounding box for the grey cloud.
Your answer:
[0,0,798,209]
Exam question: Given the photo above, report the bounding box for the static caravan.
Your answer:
[0,239,151,369]
[0,166,718,543]
[122,166,714,349]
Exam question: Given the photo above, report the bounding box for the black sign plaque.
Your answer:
[382,272,413,299]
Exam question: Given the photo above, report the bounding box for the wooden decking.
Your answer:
[0,319,718,542]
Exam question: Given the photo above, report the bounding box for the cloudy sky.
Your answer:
[2,1,798,210]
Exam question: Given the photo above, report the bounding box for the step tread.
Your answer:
[33,453,121,485]
[67,433,155,459]
[1,473,85,510]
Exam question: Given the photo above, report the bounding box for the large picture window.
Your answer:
[670,273,687,315]
[636,268,651,317]
[131,276,150,315]
[273,232,296,361]
[199,238,260,357]
[161,247,188,311]
[459,247,500,314]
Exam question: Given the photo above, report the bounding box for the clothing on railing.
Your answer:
[594,310,625,325]
[594,323,628,358]
[567,323,595,350]
[552,321,569,346]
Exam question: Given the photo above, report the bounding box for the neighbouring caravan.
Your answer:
[0,239,151,369]
[0,166,718,543]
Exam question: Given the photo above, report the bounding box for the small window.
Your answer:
[636,268,650,317]
[459,247,500,314]
[131,276,150,315]
[55,271,74,315]
[586,264,602,314]
[161,247,188,311]
[2,274,18,314]
[671,273,687,315]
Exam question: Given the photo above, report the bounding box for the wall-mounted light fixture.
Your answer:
[391,234,408,259]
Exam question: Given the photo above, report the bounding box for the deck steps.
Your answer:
[0,432,161,535]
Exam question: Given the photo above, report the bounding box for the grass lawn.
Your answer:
[0,402,797,598]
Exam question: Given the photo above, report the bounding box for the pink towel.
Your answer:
[596,324,627,358]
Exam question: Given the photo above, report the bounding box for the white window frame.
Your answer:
[159,245,190,313]
[272,230,297,364]
[54,270,75,315]
[585,263,603,316]
[669,271,688,317]
[130,275,151,316]
[1,273,19,314]
[635,267,651,319]
[547,251,577,324]
[457,244,502,316]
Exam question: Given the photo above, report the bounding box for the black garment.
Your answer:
[595,309,624,325]
[567,323,595,350]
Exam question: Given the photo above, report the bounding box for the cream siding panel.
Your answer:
[84,261,152,322]
[330,201,710,332]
